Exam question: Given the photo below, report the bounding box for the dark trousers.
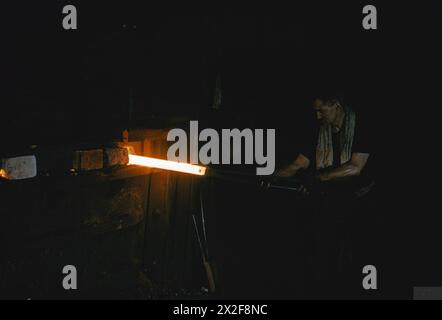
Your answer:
[310,189,376,299]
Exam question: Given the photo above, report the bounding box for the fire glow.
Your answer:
[128,154,206,176]
[0,169,8,179]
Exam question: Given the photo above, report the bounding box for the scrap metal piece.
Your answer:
[104,147,129,167]
[0,155,37,180]
[73,149,103,171]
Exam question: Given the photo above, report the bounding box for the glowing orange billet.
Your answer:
[128,154,206,176]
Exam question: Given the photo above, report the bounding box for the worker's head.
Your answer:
[313,96,343,125]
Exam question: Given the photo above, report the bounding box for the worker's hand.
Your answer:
[315,168,331,182]
[297,184,310,196]
[297,171,323,196]
[274,167,294,178]
[316,171,328,182]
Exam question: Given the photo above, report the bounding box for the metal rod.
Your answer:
[200,189,209,258]
[192,214,206,261]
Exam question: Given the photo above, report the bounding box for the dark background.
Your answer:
[1,1,441,298]
[2,2,399,146]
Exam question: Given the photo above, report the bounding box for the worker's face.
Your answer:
[313,98,339,124]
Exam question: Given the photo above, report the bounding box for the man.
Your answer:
[276,96,370,186]
[276,94,375,298]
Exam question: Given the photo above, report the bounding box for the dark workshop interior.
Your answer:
[1,2,441,300]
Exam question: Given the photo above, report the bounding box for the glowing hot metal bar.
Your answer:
[128,154,206,176]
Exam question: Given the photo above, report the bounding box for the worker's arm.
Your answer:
[275,153,310,178]
[317,153,369,182]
